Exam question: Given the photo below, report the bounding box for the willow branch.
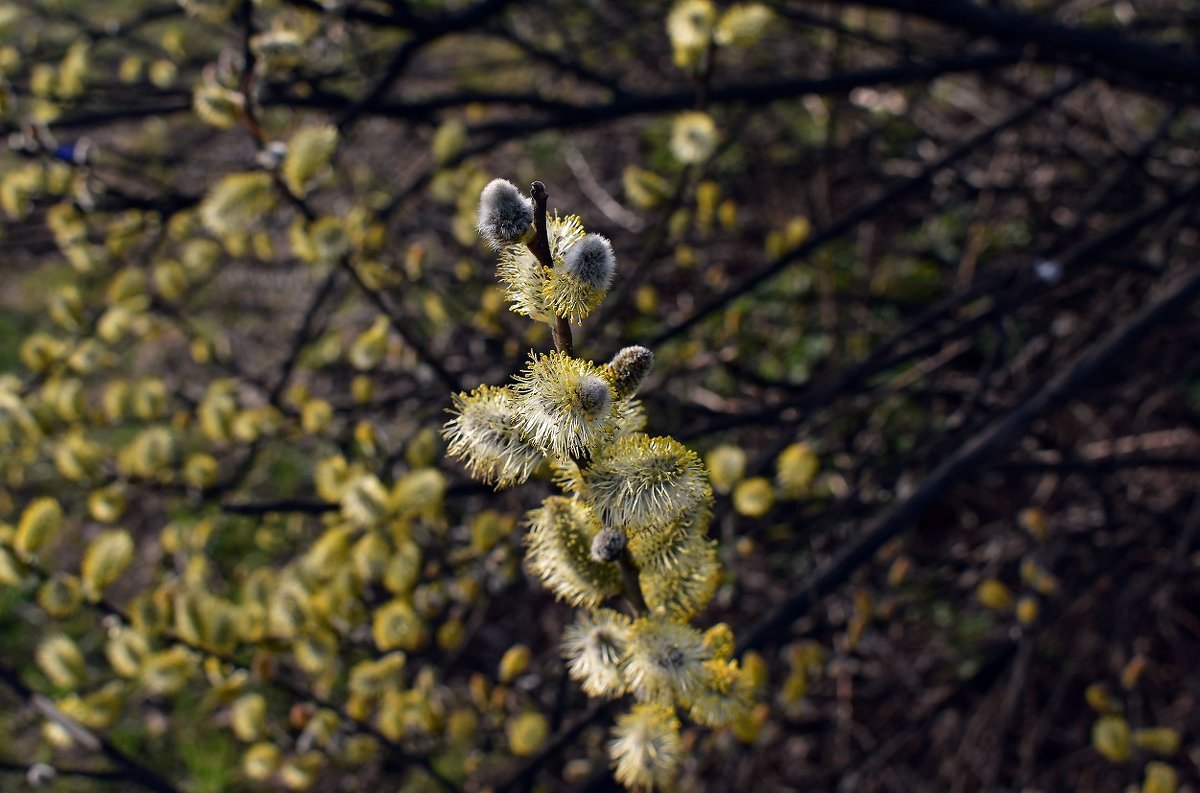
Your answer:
[855,0,1200,89]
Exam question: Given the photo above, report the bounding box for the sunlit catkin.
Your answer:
[36,634,87,689]
[604,345,654,402]
[37,573,83,618]
[525,497,621,607]
[547,233,615,321]
[496,212,584,320]
[582,434,712,533]
[282,124,337,196]
[609,703,683,791]
[623,618,710,704]
[511,352,617,460]
[80,529,134,600]
[15,497,64,560]
[562,609,631,699]
[443,385,544,488]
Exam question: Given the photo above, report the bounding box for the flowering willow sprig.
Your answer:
[446,178,756,791]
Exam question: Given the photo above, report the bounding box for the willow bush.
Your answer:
[2,0,1198,791]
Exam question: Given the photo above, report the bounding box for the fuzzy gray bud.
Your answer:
[477,178,534,249]
[590,525,627,562]
[27,764,57,788]
[606,345,653,400]
[577,374,613,417]
[562,233,615,291]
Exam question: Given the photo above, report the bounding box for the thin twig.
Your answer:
[737,262,1200,653]
[0,663,181,793]
[617,548,648,615]
[650,77,1085,348]
[528,180,574,357]
[858,0,1200,89]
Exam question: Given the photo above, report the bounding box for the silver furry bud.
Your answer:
[577,374,613,417]
[27,764,57,788]
[477,178,534,249]
[590,525,627,562]
[562,233,615,291]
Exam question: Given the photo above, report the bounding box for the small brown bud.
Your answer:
[606,345,653,400]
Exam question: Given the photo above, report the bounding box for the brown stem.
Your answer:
[617,548,648,616]
[236,0,267,145]
[551,315,574,357]
[528,181,574,357]
[528,181,552,266]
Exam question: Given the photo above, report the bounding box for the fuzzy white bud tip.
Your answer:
[477,178,534,249]
[577,375,612,417]
[562,233,615,291]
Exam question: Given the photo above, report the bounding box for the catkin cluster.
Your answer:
[445,178,755,791]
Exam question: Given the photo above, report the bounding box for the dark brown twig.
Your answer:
[528,180,575,357]
[617,548,649,615]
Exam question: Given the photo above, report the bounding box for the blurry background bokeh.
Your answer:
[1,1,1198,791]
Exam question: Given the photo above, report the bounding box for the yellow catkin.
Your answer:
[81,530,134,599]
[506,712,549,757]
[1092,714,1132,763]
[15,497,64,559]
